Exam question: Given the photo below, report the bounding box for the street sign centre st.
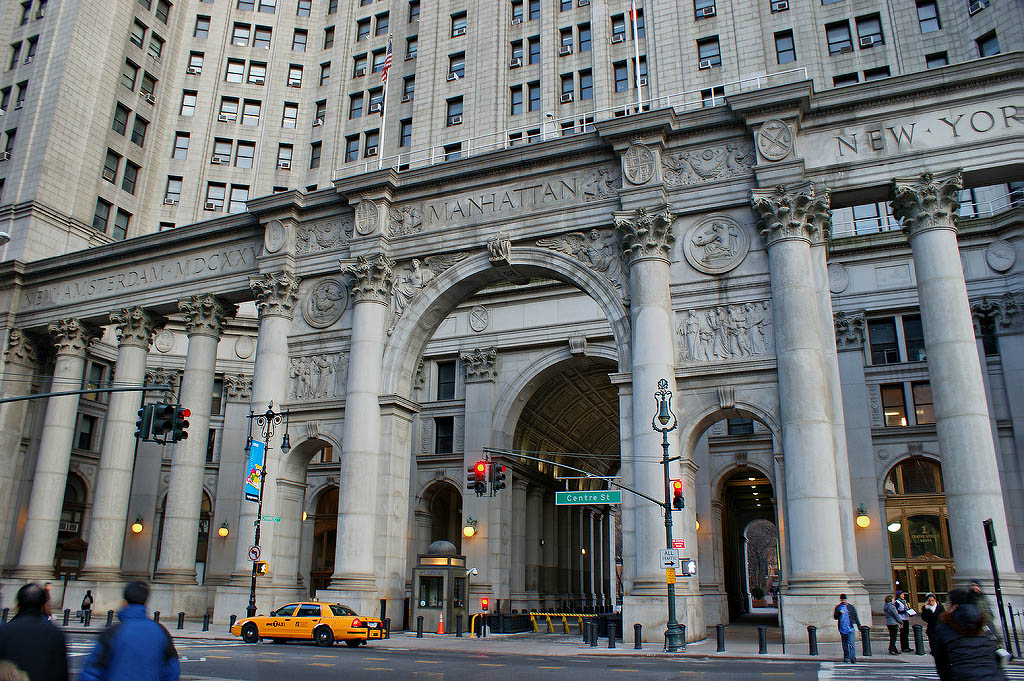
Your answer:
[555,490,621,505]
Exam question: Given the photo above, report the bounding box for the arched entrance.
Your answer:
[720,468,777,620]
[309,486,338,596]
[883,457,952,607]
[55,474,88,579]
[422,482,462,553]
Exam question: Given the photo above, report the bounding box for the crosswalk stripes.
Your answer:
[820,661,1024,680]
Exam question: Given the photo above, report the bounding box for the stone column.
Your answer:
[557,505,570,601]
[81,308,164,581]
[330,255,393,608]
[16,319,100,579]
[237,271,300,587]
[584,509,595,609]
[510,478,528,608]
[593,508,604,610]
[541,494,557,605]
[750,183,851,621]
[210,373,251,585]
[891,171,1015,582]
[525,486,542,602]
[155,295,235,583]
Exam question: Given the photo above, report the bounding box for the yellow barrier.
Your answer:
[527,613,599,635]
[469,613,480,638]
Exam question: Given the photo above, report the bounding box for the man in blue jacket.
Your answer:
[833,593,862,664]
[78,582,179,681]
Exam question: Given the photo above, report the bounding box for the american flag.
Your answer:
[380,34,393,84]
[629,0,637,23]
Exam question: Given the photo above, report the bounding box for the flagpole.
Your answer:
[376,33,393,171]
[631,0,642,112]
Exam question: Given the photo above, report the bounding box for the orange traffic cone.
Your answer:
[437,611,445,635]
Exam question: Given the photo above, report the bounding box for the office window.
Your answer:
[403,76,415,101]
[253,25,272,49]
[241,99,260,125]
[258,0,275,13]
[449,52,465,78]
[226,59,244,83]
[131,116,148,146]
[510,85,523,115]
[19,3,31,26]
[697,36,721,67]
[560,28,573,52]
[121,60,139,90]
[864,66,890,81]
[344,135,359,162]
[446,97,463,125]
[8,43,21,70]
[437,361,456,399]
[529,0,540,20]
[232,23,250,46]
[916,1,940,33]
[399,118,412,147]
[235,141,255,168]
[349,93,364,119]
[701,86,724,107]
[112,103,130,135]
[353,54,368,76]
[614,61,628,92]
[406,36,418,59]
[375,12,389,36]
[155,0,170,23]
[409,0,419,22]
[292,29,307,51]
[288,64,303,86]
[219,97,239,119]
[561,0,572,9]
[727,418,754,435]
[172,132,189,159]
[165,176,182,203]
[0,88,8,112]
[247,61,266,84]
[75,415,97,451]
[632,8,645,38]
[327,0,337,13]
[319,62,331,86]
[148,34,164,60]
[611,14,625,40]
[579,23,591,52]
[364,129,379,157]
[93,198,112,231]
[228,185,249,213]
[903,314,926,362]
[856,14,883,47]
[297,0,310,16]
[314,100,327,123]
[826,21,853,54]
[282,102,298,127]
[435,416,454,454]
[324,26,335,49]
[13,82,26,109]
[205,182,226,211]
[238,0,255,8]
[695,0,716,18]
[130,20,147,48]
[277,144,292,167]
[140,72,157,96]
[833,72,859,87]
[309,141,322,168]
[511,40,523,63]
[444,143,462,161]
[451,11,467,37]
[102,149,121,183]
[111,208,130,240]
[121,161,139,194]
[368,87,383,112]
[868,318,899,364]
[977,31,999,57]
[925,51,948,68]
[775,30,796,64]
[528,81,540,111]
[356,18,371,41]
[194,15,210,39]
[881,384,907,427]
[579,69,592,100]
[560,73,573,99]
[180,90,197,116]
[912,382,934,425]
[188,52,204,73]
[24,37,37,62]
[529,36,541,64]
[212,138,232,163]
[512,0,524,22]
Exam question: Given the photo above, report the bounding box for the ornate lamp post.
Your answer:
[245,402,291,618]
[652,378,686,652]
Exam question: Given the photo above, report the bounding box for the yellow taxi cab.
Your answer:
[229,601,384,647]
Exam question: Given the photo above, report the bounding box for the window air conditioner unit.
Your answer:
[366,145,378,156]
[447,71,462,81]
[401,93,412,102]
[559,45,573,55]
[102,168,116,181]
[770,0,788,11]
[837,44,854,54]
[369,102,382,112]
[698,5,716,17]
[23,56,33,64]
[145,93,156,104]
[509,57,522,68]
[14,101,23,109]
[358,33,369,41]
[611,34,625,44]
[405,52,416,60]
[449,114,463,124]
[312,117,323,126]
[560,92,573,102]
[860,35,879,47]
[150,54,161,63]
[287,80,301,87]
[0,151,10,161]
[252,77,265,84]
[968,0,984,14]
[205,201,218,210]
[211,156,224,164]
[36,8,45,18]
[578,0,589,5]
[511,17,522,24]
[278,160,291,169]
[639,76,648,86]
[452,27,466,37]
[218,114,234,122]
[354,67,366,76]
[163,198,178,205]
[186,67,201,75]
[698,59,713,69]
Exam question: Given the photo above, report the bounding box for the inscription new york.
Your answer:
[24,246,259,310]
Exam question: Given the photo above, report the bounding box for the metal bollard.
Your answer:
[177,612,185,630]
[1,608,8,624]
[633,623,642,650]
[106,610,114,628]
[1010,604,1021,658]
[416,615,424,638]
[758,625,768,654]
[590,622,598,647]
[716,624,726,652]
[582,620,590,643]
[153,611,160,623]
[807,625,818,656]
[202,614,210,632]
[913,624,925,655]
[608,622,616,649]
[63,609,70,627]
[860,625,872,656]
[384,618,391,640]
[229,614,237,630]
[456,614,463,638]
[680,624,686,651]
[84,609,92,627]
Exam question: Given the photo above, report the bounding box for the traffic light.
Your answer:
[134,404,154,440]
[255,561,270,576]
[466,461,487,496]
[170,406,190,442]
[671,479,684,510]
[151,403,176,439]
[480,597,489,612]
[490,464,507,494]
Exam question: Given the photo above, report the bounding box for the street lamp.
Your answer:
[652,378,686,653]
[245,402,291,618]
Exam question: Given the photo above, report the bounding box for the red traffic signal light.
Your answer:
[170,406,190,442]
[466,461,487,496]
[672,479,684,510]
[480,597,489,611]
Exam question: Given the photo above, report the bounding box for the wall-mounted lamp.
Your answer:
[581,548,587,555]
[539,538,545,546]
[463,517,478,538]
[218,522,230,538]
[302,511,308,522]
[856,505,871,529]
[695,514,700,532]
[887,521,902,533]
[130,516,144,534]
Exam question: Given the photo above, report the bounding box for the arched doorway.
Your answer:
[155,490,212,582]
[309,486,338,596]
[423,482,462,553]
[884,458,952,607]
[720,468,777,620]
[55,474,88,579]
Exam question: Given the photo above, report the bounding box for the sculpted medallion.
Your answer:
[470,305,489,332]
[303,278,348,329]
[756,119,794,162]
[355,200,379,235]
[623,140,655,185]
[681,215,750,275]
[828,263,850,293]
[264,220,287,253]
[986,240,1016,273]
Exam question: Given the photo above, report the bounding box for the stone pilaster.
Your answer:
[525,486,543,599]
[155,295,235,584]
[892,170,1016,585]
[16,319,100,579]
[510,478,528,606]
[81,308,165,583]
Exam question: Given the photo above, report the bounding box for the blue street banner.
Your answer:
[244,440,266,502]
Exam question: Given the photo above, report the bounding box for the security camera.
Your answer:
[469,567,479,576]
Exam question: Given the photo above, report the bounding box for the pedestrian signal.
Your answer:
[151,403,176,438]
[255,561,270,576]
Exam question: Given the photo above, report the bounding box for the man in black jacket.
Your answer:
[931,588,1007,681]
[0,583,69,681]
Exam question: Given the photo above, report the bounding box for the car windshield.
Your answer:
[329,604,357,617]
[270,605,298,617]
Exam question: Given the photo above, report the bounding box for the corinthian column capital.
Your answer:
[250,270,302,319]
[613,205,675,266]
[178,294,236,338]
[110,307,165,349]
[750,181,831,247]
[460,347,497,383]
[891,170,962,239]
[343,253,396,304]
[5,328,43,365]
[833,310,866,351]
[48,318,101,357]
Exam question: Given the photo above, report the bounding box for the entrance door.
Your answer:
[310,487,338,596]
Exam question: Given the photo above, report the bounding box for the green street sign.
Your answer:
[555,490,621,505]
[261,515,281,522]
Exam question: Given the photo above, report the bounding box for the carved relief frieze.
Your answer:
[454,415,465,453]
[680,215,750,275]
[388,205,424,237]
[289,353,348,401]
[469,305,489,333]
[5,329,42,366]
[662,141,756,187]
[303,278,349,329]
[389,253,468,334]
[677,301,774,364]
[973,291,1024,335]
[420,419,432,454]
[145,367,180,401]
[581,167,621,201]
[834,311,866,351]
[487,233,513,267]
[224,373,253,402]
[354,199,380,236]
[295,218,352,255]
[536,229,627,299]
[414,360,425,392]
[755,120,794,162]
[460,347,497,383]
[868,384,883,427]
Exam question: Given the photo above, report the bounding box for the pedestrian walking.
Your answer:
[920,592,946,650]
[931,587,1008,681]
[833,594,861,664]
[968,580,996,629]
[897,591,913,652]
[77,582,179,681]
[79,592,93,625]
[41,585,52,621]
[0,582,70,681]
[884,594,901,655]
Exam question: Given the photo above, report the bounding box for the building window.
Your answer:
[368,87,383,111]
[309,141,321,168]
[76,414,98,451]
[449,52,465,79]
[277,144,292,167]
[727,418,754,435]
[219,97,239,120]
[349,93,364,119]
[241,99,260,125]
[528,36,541,64]
[512,0,523,22]
[833,72,859,87]
[868,317,899,364]
[775,30,796,64]
[694,0,716,19]
[247,61,266,84]
[632,8,645,38]
[131,116,148,146]
[560,0,571,9]
[8,43,21,71]
[140,72,157,97]
[344,135,359,162]
[297,0,310,16]
[327,0,337,13]
[163,177,182,205]
[443,143,461,161]
[826,21,853,54]
[579,69,593,100]
[409,0,419,22]
[528,81,540,111]
[253,25,272,49]
[228,184,249,212]
[112,103,130,135]
[902,314,925,362]
[324,26,335,49]
[92,198,112,232]
[238,0,254,8]
[403,76,415,101]
[130,20,147,48]
[282,102,298,127]
[232,23,250,46]
[121,60,139,90]
[292,29,307,51]
[437,360,456,399]
[912,382,934,425]
[314,100,327,124]
[205,182,225,211]
[446,97,463,126]
[399,118,412,147]
[121,161,139,194]
[212,138,232,163]
[881,384,907,427]
[434,416,454,454]
[916,0,941,33]
[112,208,131,240]
[375,12,389,36]
[528,0,540,20]
[510,85,523,115]
[578,23,591,52]
[180,90,197,116]
[701,86,725,107]
[560,73,573,100]
[235,141,255,168]
[155,0,170,23]
[353,54,368,77]
[977,31,999,57]
[226,59,244,83]
[451,11,467,37]
[856,14,884,47]
[925,51,948,68]
[288,64,303,86]
[194,15,210,39]
[364,129,378,157]
[560,28,573,51]
[102,149,121,183]
[697,36,721,67]
[188,52,204,74]
[258,0,275,13]
[864,66,890,81]
[614,61,628,92]
[148,34,164,60]
[356,18,371,41]
[405,36,418,60]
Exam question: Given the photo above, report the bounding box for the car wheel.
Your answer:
[241,622,260,644]
[315,626,334,647]
[345,639,362,648]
